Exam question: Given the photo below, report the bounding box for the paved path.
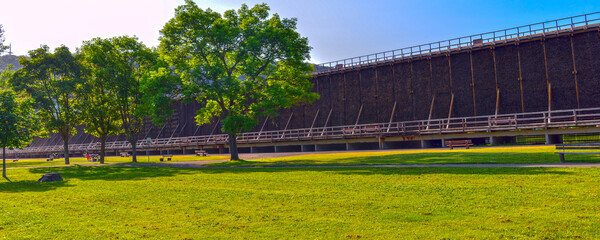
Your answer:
[7,148,600,170]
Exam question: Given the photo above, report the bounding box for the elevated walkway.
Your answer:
[8,107,600,156]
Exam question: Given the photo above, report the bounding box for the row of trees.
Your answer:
[0,1,317,173]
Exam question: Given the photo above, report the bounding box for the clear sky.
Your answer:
[1,0,599,63]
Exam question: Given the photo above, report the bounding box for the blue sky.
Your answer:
[1,0,599,63]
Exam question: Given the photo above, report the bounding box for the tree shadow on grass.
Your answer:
[0,160,577,193]
[0,165,200,193]
[27,165,200,182]
[0,179,73,193]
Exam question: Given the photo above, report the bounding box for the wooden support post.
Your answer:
[542,40,552,124]
[570,35,581,109]
[143,126,154,140]
[308,109,320,137]
[354,104,364,133]
[387,101,397,132]
[446,93,454,129]
[548,82,552,124]
[178,121,188,138]
[156,123,167,139]
[426,94,436,130]
[209,118,221,137]
[469,51,477,116]
[281,112,294,139]
[321,108,333,136]
[167,124,180,144]
[495,88,500,117]
[256,116,269,140]
[192,125,201,136]
[517,44,525,113]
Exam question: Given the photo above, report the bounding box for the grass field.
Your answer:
[209,146,600,167]
[2,155,228,168]
[1,146,600,239]
[1,165,600,239]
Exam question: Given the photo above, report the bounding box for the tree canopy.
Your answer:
[11,46,84,164]
[159,0,317,160]
[83,36,174,162]
[0,70,40,178]
[78,38,125,163]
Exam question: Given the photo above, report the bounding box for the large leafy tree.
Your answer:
[89,36,172,163]
[159,1,317,160]
[77,38,124,164]
[0,71,40,178]
[11,46,84,164]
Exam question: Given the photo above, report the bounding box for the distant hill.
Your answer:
[0,54,23,71]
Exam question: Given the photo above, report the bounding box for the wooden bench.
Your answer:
[195,150,208,156]
[119,152,130,157]
[555,143,600,163]
[489,116,516,126]
[445,140,473,149]
[12,159,18,162]
[160,155,173,162]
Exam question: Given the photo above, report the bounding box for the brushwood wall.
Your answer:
[30,28,600,147]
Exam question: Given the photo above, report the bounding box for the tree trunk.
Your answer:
[228,133,239,161]
[130,139,137,163]
[2,147,6,179]
[63,135,70,165]
[100,135,106,164]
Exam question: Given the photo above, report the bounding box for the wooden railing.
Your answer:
[313,12,600,74]
[8,107,600,155]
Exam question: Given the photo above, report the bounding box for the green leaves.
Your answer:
[11,45,84,139]
[0,84,41,151]
[160,1,317,137]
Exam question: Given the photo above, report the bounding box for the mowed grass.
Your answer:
[2,155,228,168]
[1,166,600,239]
[210,146,600,167]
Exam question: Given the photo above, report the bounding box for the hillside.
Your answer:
[0,54,22,71]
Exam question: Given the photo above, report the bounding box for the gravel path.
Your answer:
[7,149,600,169]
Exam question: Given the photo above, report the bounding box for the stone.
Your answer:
[38,173,63,183]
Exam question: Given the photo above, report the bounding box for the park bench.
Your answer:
[119,152,130,157]
[12,159,18,162]
[488,116,517,126]
[445,140,473,149]
[195,150,208,156]
[46,157,54,162]
[160,155,173,162]
[555,143,600,163]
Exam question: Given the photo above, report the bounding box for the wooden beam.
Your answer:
[426,94,436,130]
[281,112,294,139]
[256,116,270,140]
[517,44,525,113]
[570,35,581,109]
[469,51,477,116]
[387,101,397,132]
[446,93,454,129]
[308,109,320,137]
[321,108,333,136]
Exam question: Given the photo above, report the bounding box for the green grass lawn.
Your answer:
[1,165,599,239]
[210,146,600,167]
[3,155,228,168]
